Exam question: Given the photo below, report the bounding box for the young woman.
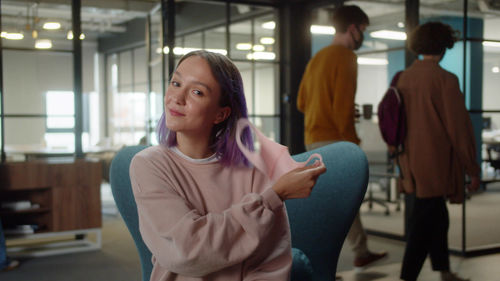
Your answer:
[396,22,480,281]
[130,50,326,281]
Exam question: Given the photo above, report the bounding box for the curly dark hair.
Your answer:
[408,22,460,55]
[332,5,369,33]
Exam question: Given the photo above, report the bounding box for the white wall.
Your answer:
[356,64,388,110]
[3,44,98,146]
[482,51,500,130]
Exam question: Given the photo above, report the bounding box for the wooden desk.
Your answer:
[5,145,119,160]
[0,158,102,257]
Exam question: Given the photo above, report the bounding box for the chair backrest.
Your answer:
[109,145,152,281]
[110,142,368,281]
[287,142,368,281]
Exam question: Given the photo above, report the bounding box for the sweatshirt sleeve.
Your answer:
[129,153,284,277]
[440,74,480,177]
[331,54,360,145]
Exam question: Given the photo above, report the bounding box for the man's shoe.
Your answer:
[335,275,343,281]
[353,251,388,272]
[2,260,20,272]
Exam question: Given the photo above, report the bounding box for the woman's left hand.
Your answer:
[467,176,480,192]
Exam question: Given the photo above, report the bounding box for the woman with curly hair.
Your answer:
[396,22,480,281]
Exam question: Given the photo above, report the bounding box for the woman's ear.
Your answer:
[214,106,231,124]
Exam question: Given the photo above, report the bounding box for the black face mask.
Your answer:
[351,25,364,50]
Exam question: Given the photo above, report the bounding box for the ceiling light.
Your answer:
[357,57,388,65]
[252,44,265,52]
[236,43,252,50]
[370,30,407,40]
[261,21,276,30]
[32,30,38,39]
[397,22,405,28]
[162,47,226,56]
[35,39,52,49]
[43,22,61,30]
[260,37,275,45]
[310,25,335,35]
[247,52,276,61]
[67,30,85,40]
[206,48,227,55]
[483,41,500,48]
[2,32,24,40]
[493,66,500,73]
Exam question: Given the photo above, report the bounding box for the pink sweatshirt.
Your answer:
[130,145,292,281]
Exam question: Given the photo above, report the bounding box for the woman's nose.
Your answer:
[168,89,185,105]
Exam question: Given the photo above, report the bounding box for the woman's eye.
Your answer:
[192,90,202,96]
[171,81,180,87]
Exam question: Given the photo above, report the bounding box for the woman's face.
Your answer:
[164,56,230,139]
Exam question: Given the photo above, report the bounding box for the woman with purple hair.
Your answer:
[130,50,325,281]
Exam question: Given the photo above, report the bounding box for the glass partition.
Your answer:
[318,0,500,255]
[344,0,407,237]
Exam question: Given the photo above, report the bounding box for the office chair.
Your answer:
[486,144,500,177]
[110,142,368,281]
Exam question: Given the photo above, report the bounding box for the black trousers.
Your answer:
[400,196,450,281]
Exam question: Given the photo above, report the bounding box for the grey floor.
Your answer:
[2,184,500,281]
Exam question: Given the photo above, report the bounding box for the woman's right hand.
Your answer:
[272,161,327,200]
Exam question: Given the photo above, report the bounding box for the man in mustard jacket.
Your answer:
[297,4,387,273]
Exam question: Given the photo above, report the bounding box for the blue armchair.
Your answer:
[110,142,368,281]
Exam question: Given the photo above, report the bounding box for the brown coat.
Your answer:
[396,60,480,203]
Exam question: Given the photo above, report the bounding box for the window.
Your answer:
[46,91,75,131]
[44,90,100,150]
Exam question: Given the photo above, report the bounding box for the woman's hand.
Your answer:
[272,161,327,200]
[467,175,480,192]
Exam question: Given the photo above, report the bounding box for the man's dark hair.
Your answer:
[408,22,459,55]
[332,5,369,33]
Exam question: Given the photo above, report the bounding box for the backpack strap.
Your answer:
[390,71,403,87]
[390,71,405,179]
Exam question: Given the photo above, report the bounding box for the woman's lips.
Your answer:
[169,109,185,117]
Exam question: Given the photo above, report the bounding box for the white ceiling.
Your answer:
[1,0,158,41]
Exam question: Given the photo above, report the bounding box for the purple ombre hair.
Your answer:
[156,50,253,167]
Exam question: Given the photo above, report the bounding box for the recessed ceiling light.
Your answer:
[43,22,61,30]
[370,30,407,40]
[397,22,405,28]
[247,51,276,61]
[261,21,276,30]
[35,39,52,49]
[260,37,275,45]
[236,43,252,50]
[492,66,500,73]
[1,32,24,40]
[483,41,500,48]
[310,25,335,35]
[252,44,265,52]
[357,57,388,65]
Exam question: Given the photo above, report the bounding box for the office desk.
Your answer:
[5,145,119,160]
[5,145,121,182]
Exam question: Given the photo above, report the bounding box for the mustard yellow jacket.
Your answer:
[297,45,360,145]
